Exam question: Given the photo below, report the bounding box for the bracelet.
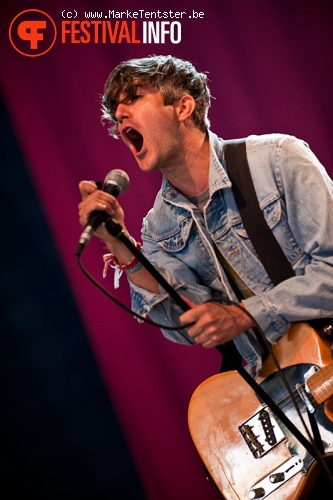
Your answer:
[103,241,142,281]
[125,261,143,274]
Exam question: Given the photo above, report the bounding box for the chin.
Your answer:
[135,157,158,173]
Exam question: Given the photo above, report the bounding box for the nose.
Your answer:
[115,101,130,124]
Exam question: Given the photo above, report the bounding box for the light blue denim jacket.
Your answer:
[129,131,333,376]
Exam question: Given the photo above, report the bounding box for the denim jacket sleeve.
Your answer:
[241,134,333,337]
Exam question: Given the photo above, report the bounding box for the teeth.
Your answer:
[125,127,137,136]
[123,127,143,153]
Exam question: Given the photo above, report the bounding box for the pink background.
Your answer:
[1,1,332,498]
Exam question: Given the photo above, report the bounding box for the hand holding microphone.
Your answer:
[77,169,129,256]
[77,168,190,309]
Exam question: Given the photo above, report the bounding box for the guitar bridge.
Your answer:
[239,406,285,458]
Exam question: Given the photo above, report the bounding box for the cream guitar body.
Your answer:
[188,323,333,499]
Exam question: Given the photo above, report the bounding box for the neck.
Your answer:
[163,129,210,197]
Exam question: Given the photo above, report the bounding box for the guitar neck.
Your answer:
[307,362,333,404]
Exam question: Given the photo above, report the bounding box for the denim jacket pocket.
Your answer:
[145,214,221,287]
[234,197,303,267]
[153,215,193,253]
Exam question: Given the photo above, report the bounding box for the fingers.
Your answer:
[78,180,98,199]
[189,321,221,348]
[78,180,122,226]
[189,325,220,349]
[179,300,211,345]
[180,303,218,346]
[180,295,197,309]
[78,180,120,212]
[180,302,251,348]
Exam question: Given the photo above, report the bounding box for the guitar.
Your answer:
[188,323,333,499]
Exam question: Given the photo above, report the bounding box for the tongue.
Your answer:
[127,129,143,152]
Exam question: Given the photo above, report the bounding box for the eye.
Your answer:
[131,94,143,102]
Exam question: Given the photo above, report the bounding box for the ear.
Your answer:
[173,95,196,123]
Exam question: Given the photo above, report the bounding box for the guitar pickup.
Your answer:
[239,406,285,458]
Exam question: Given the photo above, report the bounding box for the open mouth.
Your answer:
[124,127,143,154]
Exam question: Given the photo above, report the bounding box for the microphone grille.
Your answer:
[104,169,129,194]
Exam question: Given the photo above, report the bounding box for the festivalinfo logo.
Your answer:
[9,9,57,57]
[9,8,206,55]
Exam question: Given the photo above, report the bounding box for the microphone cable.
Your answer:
[76,252,192,339]
[76,250,333,486]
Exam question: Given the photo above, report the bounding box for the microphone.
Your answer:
[76,169,129,256]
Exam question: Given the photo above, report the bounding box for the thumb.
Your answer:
[78,180,98,199]
[180,296,198,309]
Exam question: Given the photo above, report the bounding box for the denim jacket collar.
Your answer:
[160,131,231,205]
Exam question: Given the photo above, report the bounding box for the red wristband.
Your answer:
[103,241,142,277]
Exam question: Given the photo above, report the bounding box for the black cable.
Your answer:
[76,217,333,485]
[209,297,333,486]
[76,253,192,337]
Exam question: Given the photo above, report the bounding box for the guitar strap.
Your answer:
[216,138,294,371]
[221,138,330,456]
[223,138,295,285]
[223,139,333,340]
